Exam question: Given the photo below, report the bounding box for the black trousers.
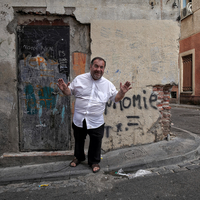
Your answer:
[72,119,104,166]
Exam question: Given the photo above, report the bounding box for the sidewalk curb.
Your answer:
[170,104,200,110]
[0,126,200,185]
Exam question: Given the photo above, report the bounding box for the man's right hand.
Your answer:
[57,78,71,96]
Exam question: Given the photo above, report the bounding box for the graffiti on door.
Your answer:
[18,26,70,151]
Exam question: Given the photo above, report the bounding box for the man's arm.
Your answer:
[115,81,132,102]
[57,78,71,96]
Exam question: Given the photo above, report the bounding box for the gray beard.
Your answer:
[92,73,102,80]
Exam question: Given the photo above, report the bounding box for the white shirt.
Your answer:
[69,72,118,129]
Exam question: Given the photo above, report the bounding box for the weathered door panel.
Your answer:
[17,26,71,151]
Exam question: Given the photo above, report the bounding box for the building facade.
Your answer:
[178,0,200,105]
[0,0,180,159]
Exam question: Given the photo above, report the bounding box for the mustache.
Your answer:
[94,71,102,73]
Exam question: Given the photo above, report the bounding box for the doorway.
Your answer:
[17,25,71,151]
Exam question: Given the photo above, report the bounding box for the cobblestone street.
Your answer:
[1,157,200,195]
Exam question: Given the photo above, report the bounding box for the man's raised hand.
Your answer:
[120,81,132,94]
[57,78,71,96]
[115,81,132,102]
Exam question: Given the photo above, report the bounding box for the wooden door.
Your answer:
[17,26,71,151]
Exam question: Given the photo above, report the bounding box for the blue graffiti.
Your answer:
[61,105,65,124]
[25,84,37,115]
[38,87,56,109]
[38,105,43,124]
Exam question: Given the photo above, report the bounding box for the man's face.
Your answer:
[90,59,105,80]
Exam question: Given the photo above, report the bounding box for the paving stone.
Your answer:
[186,164,200,170]
[157,169,174,175]
[191,160,200,165]
[150,167,165,172]
[173,167,188,173]
[144,172,159,177]
[147,168,156,172]
[164,165,180,170]
[178,162,192,168]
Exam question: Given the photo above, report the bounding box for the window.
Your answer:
[182,54,192,91]
[182,0,192,8]
[171,91,177,98]
[183,0,186,8]
[180,49,195,95]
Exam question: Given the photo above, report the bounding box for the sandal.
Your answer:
[69,158,81,167]
[91,164,100,173]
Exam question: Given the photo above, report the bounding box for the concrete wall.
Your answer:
[180,0,200,40]
[91,20,179,150]
[0,2,18,155]
[0,0,180,154]
[192,0,200,13]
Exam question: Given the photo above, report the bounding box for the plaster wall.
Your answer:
[0,2,18,154]
[91,20,179,150]
[0,0,180,154]
[192,0,200,12]
[180,0,200,40]
[9,0,179,22]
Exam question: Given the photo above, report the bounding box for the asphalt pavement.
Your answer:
[0,104,200,185]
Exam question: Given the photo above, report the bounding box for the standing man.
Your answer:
[57,57,131,173]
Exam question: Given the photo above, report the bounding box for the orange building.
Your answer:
[177,0,200,105]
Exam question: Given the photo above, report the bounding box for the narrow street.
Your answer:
[171,106,200,135]
[1,166,200,200]
[1,161,200,200]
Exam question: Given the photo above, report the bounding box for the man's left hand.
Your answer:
[115,81,132,102]
[120,81,132,94]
